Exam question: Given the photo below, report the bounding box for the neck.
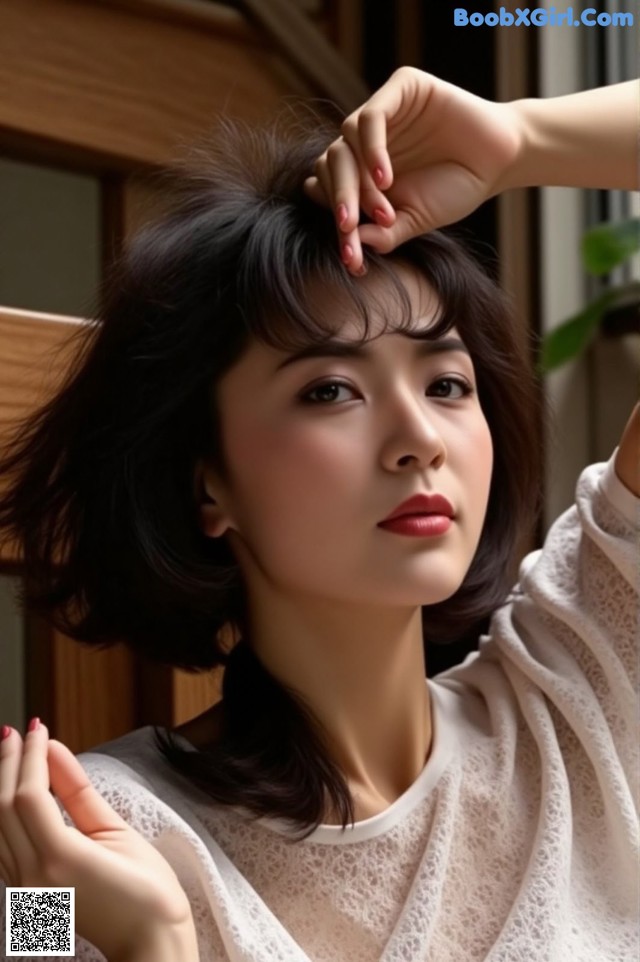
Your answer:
[247,592,432,814]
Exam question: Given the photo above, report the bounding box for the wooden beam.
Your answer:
[0,0,315,173]
[495,25,543,554]
[239,0,369,113]
[332,0,365,78]
[495,26,540,358]
[395,0,423,68]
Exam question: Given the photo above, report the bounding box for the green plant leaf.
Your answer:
[539,286,637,373]
[540,305,601,373]
[582,218,640,275]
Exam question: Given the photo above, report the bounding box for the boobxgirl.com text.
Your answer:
[454,7,634,26]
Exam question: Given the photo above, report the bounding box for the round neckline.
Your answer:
[254,678,458,844]
[165,677,460,845]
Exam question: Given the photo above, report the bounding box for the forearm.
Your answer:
[113,918,200,962]
[502,81,639,191]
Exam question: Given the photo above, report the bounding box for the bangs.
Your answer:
[234,212,466,355]
[146,112,491,363]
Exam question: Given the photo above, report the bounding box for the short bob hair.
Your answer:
[0,110,543,839]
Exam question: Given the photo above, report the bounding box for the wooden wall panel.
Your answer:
[0,303,223,738]
[173,668,224,726]
[0,307,139,749]
[0,0,314,172]
[50,632,136,754]
[1,0,369,741]
[0,307,86,569]
[0,308,90,567]
[103,173,225,728]
[0,304,227,732]
[25,611,137,755]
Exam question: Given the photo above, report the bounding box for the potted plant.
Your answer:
[540,217,640,372]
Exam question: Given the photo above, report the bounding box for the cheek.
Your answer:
[477,420,494,480]
[461,414,494,502]
[227,417,360,517]
[477,434,495,564]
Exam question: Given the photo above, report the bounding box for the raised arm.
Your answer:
[304,68,639,273]
[502,80,639,192]
[614,402,640,498]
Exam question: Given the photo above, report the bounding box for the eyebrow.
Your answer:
[275,336,471,372]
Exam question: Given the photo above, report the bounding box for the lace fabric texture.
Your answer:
[1,452,638,961]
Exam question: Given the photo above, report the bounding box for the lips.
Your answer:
[379,493,455,524]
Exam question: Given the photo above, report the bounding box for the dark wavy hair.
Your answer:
[0,110,543,840]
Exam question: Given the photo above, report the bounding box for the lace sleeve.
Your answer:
[486,451,638,801]
[519,452,637,686]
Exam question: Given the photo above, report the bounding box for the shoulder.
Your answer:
[76,730,159,799]
[65,705,226,827]
[72,731,203,837]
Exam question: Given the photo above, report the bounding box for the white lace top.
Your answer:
[4,452,638,961]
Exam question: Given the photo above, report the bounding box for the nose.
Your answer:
[379,388,446,472]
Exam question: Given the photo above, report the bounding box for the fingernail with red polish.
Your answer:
[341,243,353,265]
[337,203,348,227]
[373,166,384,186]
[27,717,41,733]
[373,207,388,224]
[1,725,12,741]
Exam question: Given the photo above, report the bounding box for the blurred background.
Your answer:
[0,0,638,752]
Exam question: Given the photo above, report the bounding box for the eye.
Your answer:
[427,376,473,399]
[300,380,358,404]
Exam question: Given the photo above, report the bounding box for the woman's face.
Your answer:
[199,266,493,609]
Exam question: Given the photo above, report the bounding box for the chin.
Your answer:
[376,582,464,607]
[387,566,468,606]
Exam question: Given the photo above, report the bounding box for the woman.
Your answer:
[0,69,637,962]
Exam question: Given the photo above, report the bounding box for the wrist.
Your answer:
[491,100,530,194]
[501,95,579,190]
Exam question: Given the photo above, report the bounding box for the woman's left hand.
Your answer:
[303,67,522,274]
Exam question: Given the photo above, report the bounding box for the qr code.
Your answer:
[5,887,75,957]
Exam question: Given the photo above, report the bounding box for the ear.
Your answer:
[194,459,236,539]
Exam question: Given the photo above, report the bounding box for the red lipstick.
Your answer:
[378,493,454,538]
[380,493,454,522]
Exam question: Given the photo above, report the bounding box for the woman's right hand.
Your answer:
[0,722,195,961]
[304,66,523,272]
